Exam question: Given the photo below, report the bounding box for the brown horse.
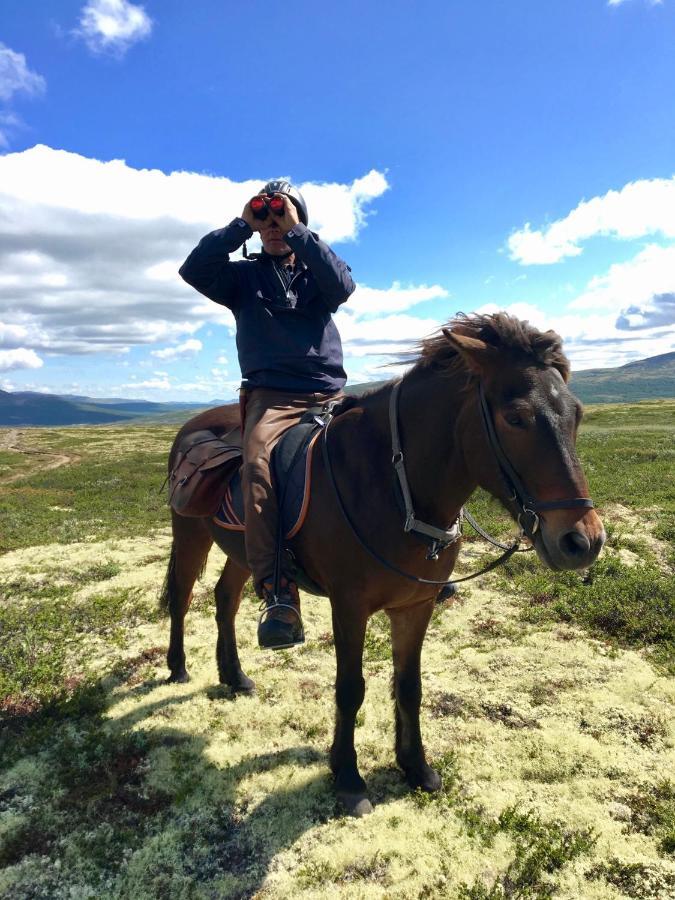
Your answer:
[160,313,605,815]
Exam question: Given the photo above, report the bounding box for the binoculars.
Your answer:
[250,194,285,220]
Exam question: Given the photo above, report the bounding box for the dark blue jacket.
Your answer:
[179,219,355,393]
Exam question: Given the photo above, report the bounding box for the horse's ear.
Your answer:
[442,329,498,375]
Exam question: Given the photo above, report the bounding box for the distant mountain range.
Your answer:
[0,390,209,427]
[2,350,674,426]
[569,350,675,404]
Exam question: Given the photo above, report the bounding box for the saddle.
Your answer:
[168,408,334,529]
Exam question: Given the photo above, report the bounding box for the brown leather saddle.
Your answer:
[169,402,341,521]
[168,427,242,517]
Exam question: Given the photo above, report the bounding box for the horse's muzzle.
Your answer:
[535,511,606,571]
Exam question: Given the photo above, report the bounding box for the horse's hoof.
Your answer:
[404,763,442,793]
[338,792,373,817]
[221,672,256,694]
[166,670,190,684]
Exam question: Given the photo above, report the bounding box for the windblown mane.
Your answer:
[339,311,571,413]
[415,312,570,381]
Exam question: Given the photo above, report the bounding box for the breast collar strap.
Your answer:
[389,380,461,560]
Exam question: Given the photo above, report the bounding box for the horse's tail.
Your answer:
[158,541,177,617]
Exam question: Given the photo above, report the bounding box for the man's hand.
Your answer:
[271,194,300,233]
[241,199,262,232]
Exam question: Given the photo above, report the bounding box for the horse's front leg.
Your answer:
[330,603,371,816]
[388,600,441,792]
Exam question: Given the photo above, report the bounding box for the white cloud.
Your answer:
[121,377,170,390]
[0,347,44,372]
[347,282,448,318]
[336,311,445,358]
[478,280,675,372]
[302,170,389,244]
[0,145,388,358]
[608,0,662,5]
[0,44,45,147]
[569,243,675,311]
[0,43,46,102]
[508,175,675,264]
[331,281,451,358]
[77,0,152,55]
[151,338,203,360]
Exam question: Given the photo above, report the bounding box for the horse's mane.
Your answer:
[414,312,570,381]
[339,312,570,413]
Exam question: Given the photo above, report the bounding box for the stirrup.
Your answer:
[257,598,305,650]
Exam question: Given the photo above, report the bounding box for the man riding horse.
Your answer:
[179,180,354,650]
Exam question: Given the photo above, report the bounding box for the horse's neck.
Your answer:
[394,366,477,523]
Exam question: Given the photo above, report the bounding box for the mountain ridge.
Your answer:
[2,349,674,426]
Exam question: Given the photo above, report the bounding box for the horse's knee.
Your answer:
[335,674,365,715]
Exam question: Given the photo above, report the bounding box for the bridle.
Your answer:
[321,377,595,592]
[476,382,594,540]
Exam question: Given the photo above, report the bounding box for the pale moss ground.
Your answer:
[1,531,674,898]
[1,423,674,898]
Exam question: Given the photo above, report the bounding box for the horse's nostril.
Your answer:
[560,530,591,557]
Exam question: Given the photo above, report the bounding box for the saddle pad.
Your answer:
[213,422,322,539]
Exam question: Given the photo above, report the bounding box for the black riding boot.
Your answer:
[258,580,305,650]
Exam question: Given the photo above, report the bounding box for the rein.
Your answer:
[321,377,595,593]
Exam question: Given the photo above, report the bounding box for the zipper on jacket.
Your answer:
[272,261,304,306]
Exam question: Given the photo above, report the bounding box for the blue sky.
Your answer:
[1,0,674,400]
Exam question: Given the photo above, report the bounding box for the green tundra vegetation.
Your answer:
[0,399,674,899]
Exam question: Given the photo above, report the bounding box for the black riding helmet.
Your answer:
[259,179,308,226]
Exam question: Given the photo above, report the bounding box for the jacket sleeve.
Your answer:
[178,218,253,311]
[284,224,355,313]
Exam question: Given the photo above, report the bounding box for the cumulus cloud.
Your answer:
[608,0,662,5]
[333,282,450,360]
[0,145,388,359]
[121,377,170,390]
[0,43,46,102]
[0,44,46,146]
[77,0,153,55]
[347,282,447,319]
[500,237,675,368]
[616,293,675,330]
[151,338,202,359]
[569,243,675,312]
[0,348,44,372]
[508,175,675,264]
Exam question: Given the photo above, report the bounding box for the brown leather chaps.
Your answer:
[240,386,341,595]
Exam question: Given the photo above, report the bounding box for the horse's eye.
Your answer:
[505,413,525,428]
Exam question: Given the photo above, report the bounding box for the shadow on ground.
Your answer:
[0,672,404,898]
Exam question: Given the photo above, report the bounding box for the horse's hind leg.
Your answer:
[388,600,441,792]
[161,512,213,683]
[215,557,255,693]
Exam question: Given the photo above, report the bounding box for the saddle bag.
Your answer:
[169,429,242,517]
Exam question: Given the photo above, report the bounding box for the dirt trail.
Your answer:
[0,428,79,483]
